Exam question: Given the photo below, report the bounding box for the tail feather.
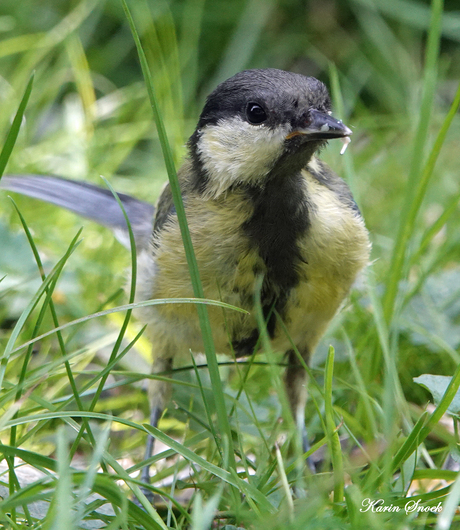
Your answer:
[0,174,154,250]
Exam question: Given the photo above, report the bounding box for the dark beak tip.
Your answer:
[287,109,353,141]
[313,113,352,139]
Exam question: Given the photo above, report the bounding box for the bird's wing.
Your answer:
[0,174,155,250]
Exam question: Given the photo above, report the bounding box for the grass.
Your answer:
[1,0,460,528]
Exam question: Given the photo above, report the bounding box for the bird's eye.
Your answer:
[246,103,267,124]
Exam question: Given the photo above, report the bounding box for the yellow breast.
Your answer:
[136,167,370,358]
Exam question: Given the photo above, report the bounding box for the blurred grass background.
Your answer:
[1,0,460,528]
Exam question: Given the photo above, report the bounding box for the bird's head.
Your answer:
[188,68,352,198]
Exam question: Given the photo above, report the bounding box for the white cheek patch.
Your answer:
[196,116,288,198]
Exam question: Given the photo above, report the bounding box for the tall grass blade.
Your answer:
[0,73,34,178]
[324,346,344,505]
[8,298,244,358]
[435,471,460,530]
[0,229,83,390]
[383,0,444,323]
[69,177,139,460]
[49,427,73,529]
[122,0,236,470]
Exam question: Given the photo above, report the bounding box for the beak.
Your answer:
[286,109,352,141]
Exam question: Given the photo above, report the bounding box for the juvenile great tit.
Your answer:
[1,68,371,482]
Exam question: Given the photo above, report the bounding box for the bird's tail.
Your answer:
[0,174,154,249]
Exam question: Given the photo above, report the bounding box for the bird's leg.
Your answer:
[140,406,163,484]
[140,356,173,491]
[284,349,316,473]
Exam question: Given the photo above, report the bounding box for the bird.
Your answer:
[1,68,370,484]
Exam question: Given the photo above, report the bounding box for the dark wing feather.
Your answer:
[0,174,154,250]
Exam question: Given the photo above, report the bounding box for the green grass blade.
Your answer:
[0,73,34,179]
[7,201,94,446]
[274,444,294,522]
[409,185,460,267]
[391,411,429,473]
[190,352,219,445]
[5,204,110,477]
[73,422,111,525]
[49,427,73,529]
[418,363,460,443]
[69,177,139,460]
[142,424,275,513]
[8,298,245,357]
[0,229,83,391]
[324,346,344,505]
[122,0,236,470]
[387,365,460,477]
[383,0,444,323]
[436,471,460,530]
[2,406,275,514]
